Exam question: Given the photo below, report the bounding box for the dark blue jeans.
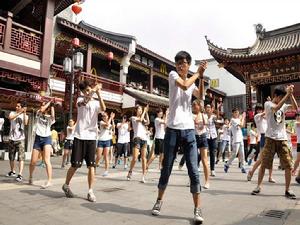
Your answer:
[158,128,201,193]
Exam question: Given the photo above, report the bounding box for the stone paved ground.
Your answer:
[0,156,299,225]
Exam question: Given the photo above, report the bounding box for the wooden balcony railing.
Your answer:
[10,21,42,56]
[0,14,43,58]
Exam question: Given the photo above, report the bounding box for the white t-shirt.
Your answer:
[230,118,243,143]
[221,124,231,141]
[154,117,165,139]
[167,71,197,130]
[296,123,300,144]
[117,123,130,144]
[35,113,55,137]
[207,115,218,139]
[0,118,4,142]
[131,116,147,140]
[9,112,28,141]
[249,129,257,144]
[66,126,75,140]
[98,121,112,141]
[265,101,289,140]
[74,97,101,140]
[254,113,267,135]
[193,113,207,136]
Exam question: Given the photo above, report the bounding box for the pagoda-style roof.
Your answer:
[78,20,136,50]
[206,23,300,62]
[56,17,129,53]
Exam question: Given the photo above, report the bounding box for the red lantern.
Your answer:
[71,37,80,48]
[71,4,82,15]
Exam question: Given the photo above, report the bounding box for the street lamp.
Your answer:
[63,39,84,120]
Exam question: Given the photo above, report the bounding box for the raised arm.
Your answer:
[95,84,106,112]
[192,61,207,98]
[272,85,293,112]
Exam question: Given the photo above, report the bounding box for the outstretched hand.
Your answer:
[197,61,208,78]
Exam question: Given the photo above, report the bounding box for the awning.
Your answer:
[123,87,169,107]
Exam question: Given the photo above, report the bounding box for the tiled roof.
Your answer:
[124,87,169,107]
[206,23,300,61]
[55,0,74,16]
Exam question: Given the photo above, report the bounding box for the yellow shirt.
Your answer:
[51,130,58,141]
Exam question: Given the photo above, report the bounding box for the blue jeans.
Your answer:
[158,128,201,193]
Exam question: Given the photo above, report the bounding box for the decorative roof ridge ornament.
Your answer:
[255,23,265,39]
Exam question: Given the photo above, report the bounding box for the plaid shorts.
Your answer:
[8,140,25,161]
[261,137,293,170]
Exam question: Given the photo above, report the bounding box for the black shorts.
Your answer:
[154,139,164,155]
[196,134,208,149]
[64,140,73,150]
[116,143,129,157]
[297,143,300,153]
[71,138,96,168]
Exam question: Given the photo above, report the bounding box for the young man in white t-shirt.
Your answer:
[151,51,207,223]
[6,102,28,182]
[224,108,247,173]
[251,85,298,199]
[62,80,106,202]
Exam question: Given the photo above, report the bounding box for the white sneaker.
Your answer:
[87,191,96,202]
[211,170,216,177]
[102,171,109,177]
[203,183,210,189]
[141,176,146,183]
[194,208,204,223]
[124,164,128,170]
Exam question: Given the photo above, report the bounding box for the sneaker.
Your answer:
[152,199,163,216]
[62,184,74,198]
[248,159,252,166]
[16,174,23,182]
[251,187,261,195]
[203,183,210,189]
[41,182,53,189]
[224,165,229,173]
[247,171,253,181]
[241,168,247,174]
[296,176,300,184]
[211,170,216,177]
[103,171,109,177]
[194,208,204,223]
[285,190,296,199]
[87,191,96,202]
[141,176,146,183]
[268,178,276,183]
[215,159,219,165]
[127,171,132,181]
[124,164,128,170]
[6,171,16,177]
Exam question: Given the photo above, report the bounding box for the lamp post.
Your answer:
[63,39,84,120]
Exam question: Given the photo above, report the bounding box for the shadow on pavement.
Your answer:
[81,202,194,224]
[20,189,65,199]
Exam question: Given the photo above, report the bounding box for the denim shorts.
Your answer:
[260,134,265,149]
[33,135,52,150]
[133,137,147,150]
[196,133,208,149]
[97,140,112,148]
[64,140,73,150]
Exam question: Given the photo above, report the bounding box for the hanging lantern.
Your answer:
[72,37,80,48]
[74,52,84,70]
[107,51,114,66]
[71,4,82,15]
[63,57,72,74]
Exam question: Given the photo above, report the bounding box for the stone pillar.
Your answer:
[120,40,136,84]
[245,72,252,121]
[40,0,55,79]
[3,12,13,51]
[149,69,153,93]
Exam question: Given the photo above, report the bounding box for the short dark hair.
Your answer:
[232,108,239,113]
[175,51,192,65]
[255,103,263,112]
[17,101,27,108]
[79,79,93,91]
[156,108,163,114]
[274,85,286,97]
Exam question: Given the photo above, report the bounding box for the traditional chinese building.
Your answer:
[206,23,300,118]
[51,16,224,120]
